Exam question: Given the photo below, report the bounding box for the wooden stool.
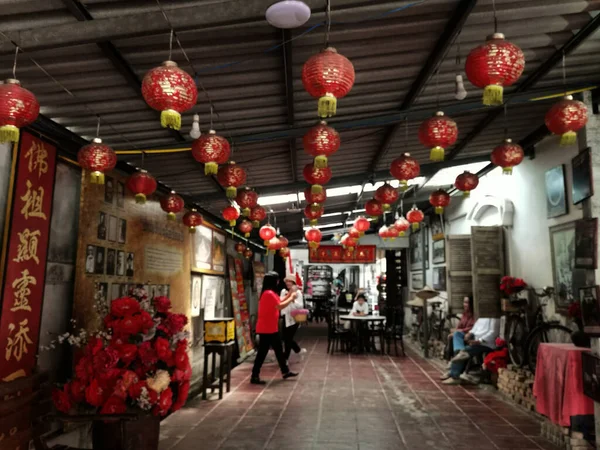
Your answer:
[202,342,234,400]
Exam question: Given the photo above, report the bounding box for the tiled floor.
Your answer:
[160,328,560,450]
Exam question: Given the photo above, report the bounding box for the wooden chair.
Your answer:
[326,309,351,354]
[384,307,405,357]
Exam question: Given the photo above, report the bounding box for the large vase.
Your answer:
[92,414,159,450]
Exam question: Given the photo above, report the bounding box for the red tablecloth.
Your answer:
[533,343,594,426]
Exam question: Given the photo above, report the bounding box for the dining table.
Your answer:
[339,314,386,354]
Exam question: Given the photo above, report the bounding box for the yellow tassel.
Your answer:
[242,208,250,217]
[245,232,250,238]
[189,227,197,234]
[135,193,147,204]
[264,240,270,246]
[229,220,236,227]
[412,223,420,231]
[382,204,391,212]
[462,191,470,198]
[560,131,577,146]
[311,203,321,213]
[0,125,19,143]
[502,167,513,175]
[311,185,323,195]
[167,212,176,221]
[310,219,317,226]
[90,171,105,184]
[226,186,237,199]
[160,109,182,130]
[429,146,445,162]
[483,85,503,106]
[314,155,328,169]
[318,94,337,118]
[435,206,444,215]
[309,241,319,249]
[399,231,405,237]
[252,220,260,228]
[205,162,218,175]
[371,216,379,223]
[399,180,409,192]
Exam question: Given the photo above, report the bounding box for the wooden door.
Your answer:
[471,226,505,318]
[446,235,472,314]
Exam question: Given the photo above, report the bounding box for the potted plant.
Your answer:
[499,276,527,312]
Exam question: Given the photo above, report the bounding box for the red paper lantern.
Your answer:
[235,242,246,255]
[77,138,117,184]
[305,227,322,249]
[454,171,479,197]
[348,228,361,240]
[0,79,40,143]
[217,161,247,199]
[406,206,424,231]
[302,47,355,118]
[303,121,340,168]
[191,130,230,175]
[259,224,276,246]
[268,237,282,253]
[238,219,253,238]
[278,236,289,249]
[183,209,203,233]
[249,206,267,228]
[390,153,420,189]
[345,236,358,250]
[429,189,450,215]
[394,217,410,236]
[365,199,384,220]
[235,188,259,217]
[160,191,185,220]
[303,164,332,195]
[353,216,371,235]
[304,187,326,212]
[280,247,291,260]
[141,60,198,130]
[418,111,458,162]
[378,225,390,241]
[304,204,323,226]
[126,170,157,204]
[545,95,588,146]
[387,225,400,240]
[465,33,525,106]
[491,138,524,175]
[222,205,240,226]
[244,248,253,260]
[374,183,399,211]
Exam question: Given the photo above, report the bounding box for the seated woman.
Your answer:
[445,295,475,361]
[344,293,369,329]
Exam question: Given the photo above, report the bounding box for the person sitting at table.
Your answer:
[345,293,369,329]
[445,295,475,360]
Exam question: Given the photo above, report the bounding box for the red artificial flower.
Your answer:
[172,363,192,383]
[97,368,122,393]
[116,343,138,365]
[85,379,105,407]
[86,337,104,356]
[100,395,127,415]
[138,341,158,366]
[174,341,189,370]
[112,315,143,336]
[75,356,94,382]
[153,387,173,417]
[52,387,72,413]
[69,379,86,403]
[499,276,527,296]
[110,297,141,317]
[113,370,139,400]
[154,296,172,313]
[93,347,120,372]
[128,380,145,399]
[171,381,190,412]
[139,310,155,333]
[159,313,188,336]
[154,337,173,363]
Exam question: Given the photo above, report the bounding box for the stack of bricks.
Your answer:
[429,339,446,360]
[497,366,536,411]
[541,422,594,450]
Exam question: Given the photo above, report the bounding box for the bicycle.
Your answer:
[416,300,460,346]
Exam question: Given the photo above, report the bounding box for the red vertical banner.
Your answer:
[0,132,57,381]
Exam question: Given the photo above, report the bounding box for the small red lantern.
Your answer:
[365,199,384,220]
[235,242,246,255]
[430,189,450,215]
[217,161,247,199]
[280,247,291,260]
[390,153,420,189]
[491,138,524,175]
[222,205,240,226]
[305,227,322,249]
[303,121,340,168]
[235,188,259,216]
[126,170,157,204]
[160,191,185,220]
[378,225,390,241]
[375,183,399,211]
[259,224,276,246]
[279,236,289,249]
[0,79,40,143]
[354,216,371,235]
[304,204,323,226]
[268,237,282,253]
[238,219,253,238]
[141,60,197,130]
[244,248,253,260]
[545,95,588,146]
[418,111,458,162]
[340,233,349,247]
[345,236,358,250]
[394,217,410,236]
[406,206,424,231]
[454,171,479,197]
[303,164,332,195]
[348,228,361,240]
[77,138,117,184]
[387,225,400,240]
[249,206,267,228]
[302,47,355,118]
[191,130,231,175]
[304,187,327,212]
[183,209,203,233]
[465,33,525,106]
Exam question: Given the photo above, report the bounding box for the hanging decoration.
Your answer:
[280,247,291,260]
[418,111,458,162]
[454,171,479,197]
[141,60,198,130]
[374,183,399,211]
[126,170,157,204]
[249,206,267,228]
[378,226,390,241]
[390,153,420,189]
[243,248,253,260]
[545,95,588,146]
[303,121,340,168]
[406,206,424,231]
[191,130,231,175]
[259,224,276,246]
[394,217,410,236]
[235,188,259,216]
[429,189,450,215]
[353,216,371,236]
[222,205,240,227]
[235,242,246,255]
[160,191,185,220]
[344,235,358,251]
[304,187,327,212]
[491,138,524,175]
[0,79,40,143]
[303,164,332,194]
[217,161,247,199]
[77,138,117,184]
[340,233,349,248]
[182,209,203,233]
[387,225,399,240]
[278,236,289,249]
[365,199,384,221]
[238,219,253,238]
[267,237,282,254]
[305,227,322,249]
[304,204,323,226]
[302,47,355,118]
[348,228,361,240]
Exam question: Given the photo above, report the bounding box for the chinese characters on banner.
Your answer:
[309,245,376,264]
[234,258,253,354]
[227,256,253,361]
[0,133,57,381]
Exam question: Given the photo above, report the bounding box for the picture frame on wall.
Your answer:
[572,148,594,205]
[97,212,107,240]
[431,215,444,241]
[191,275,202,317]
[116,250,126,276]
[212,231,226,273]
[575,218,598,269]
[104,176,114,204]
[94,247,105,274]
[118,219,127,244]
[108,215,118,242]
[432,266,446,291]
[411,271,424,291]
[106,248,116,275]
[582,352,600,402]
[117,181,125,208]
[545,165,568,218]
[580,285,600,336]
[191,225,213,272]
[409,227,429,271]
[432,239,445,264]
[549,222,579,311]
[85,245,96,274]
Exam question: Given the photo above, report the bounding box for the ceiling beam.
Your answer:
[282,28,297,183]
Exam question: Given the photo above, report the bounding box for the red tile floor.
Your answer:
[160,328,561,450]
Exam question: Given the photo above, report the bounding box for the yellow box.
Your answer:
[204,317,235,344]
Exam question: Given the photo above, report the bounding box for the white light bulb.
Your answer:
[189,114,201,139]
[455,74,468,100]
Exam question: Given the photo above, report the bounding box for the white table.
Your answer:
[339,315,386,353]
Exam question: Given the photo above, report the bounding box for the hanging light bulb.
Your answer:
[454,74,468,100]
[265,1,311,29]
[189,114,201,139]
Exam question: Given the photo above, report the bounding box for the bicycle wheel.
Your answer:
[506,315,527,367]
[443,314,460,336]
[527,324,572,373]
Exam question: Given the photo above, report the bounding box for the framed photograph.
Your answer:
[432,266,446,291]
[581,286,600,335]
[117,181,125,208]
[575,218,598,269]
[411,271,424,291]
[550,222,578,311]
[572,148,594,205]
[94,246,105,274]
[163,285,170,298]
[545,165,568,218]
[110,283,120,301]
[410,227,429,271]
[118,218,127,244]
[202,275,221,320]
[106,248,116,275]
[126,252,134,277]
[85,245,96,274]
[431,215,444,241]
[95,282,108,305]
[192,225,213,271]
[97,212,107,240]
[108,215,118,242]
[191,275,202,317]
[119,283,129,297]
[582,352,600,402]
[104,176,114,204]
[432,239,445,264]
[116,250,126,276]
[212,231,226,273]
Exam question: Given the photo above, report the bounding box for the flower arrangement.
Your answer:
[567,301,583,330]
[499,276,527,297]
[51,287,191,417]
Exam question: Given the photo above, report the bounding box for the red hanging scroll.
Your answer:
[309,245,376,263]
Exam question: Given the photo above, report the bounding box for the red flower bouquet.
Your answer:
[499,276,527,297]
[51,287,191,417]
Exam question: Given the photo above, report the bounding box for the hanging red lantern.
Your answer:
[305,227,322,249]
[353,216,371,236]
[418,111,458,162]
[249,206,267,228]
[182,209,203,233]
[259,224,276,246]
[217,161,247,199]
[394,217,410,236]
[77,138,117,184]
[126,170,157,204]
[340,233,349,248]
[0,79,40,143]
[454,171,479,197]
[278,236,289,249]
[545,95,588,146]
[465,33,525,106]
[280,247,291,260]
[387,225,400,240]
[244,248,253,260]
[348,228,361,240]
[303,164,332,195]
[406,206,424,231]
[222,205,240,227]
[390,153,420,189]
[491,138,524,175]
[304,187,327,212]
[302,47,355,118]
[303,121,340,168]
[235,188,259,217]
[374,183,399,211]
[378,226,390,241]
[304,204,323,226]
[235,242,246,255]
[429,189,451,215]
[268,237,282,253]
[345,236,358,250]
[191,130,231,175]
[365,199,384,220]
[160,191,185,220]
[141,60,198,130]
[238,219,253,238]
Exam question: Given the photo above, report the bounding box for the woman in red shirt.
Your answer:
[444,295,475,360]
[251,271,298,385]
